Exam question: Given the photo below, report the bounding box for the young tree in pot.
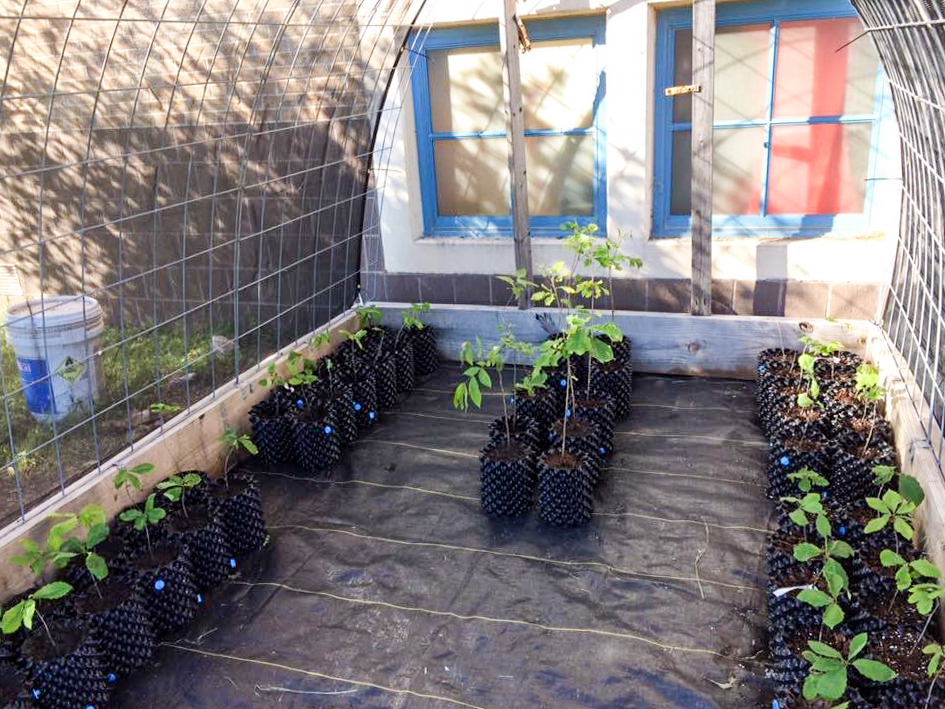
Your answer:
[389,308,418,393]
[486,325,542,450]
[402,302,439,377]
[160,473,232,591]
[454,339,537,518]
[786,518,856,635]
[368,326,399,410]
[310,332,357,445]
[337,329,379,430]
[251,358,300,466]
[2,582,114,709]
[210,429,267,556]
[292,395,342,473]
[800,633,896,705]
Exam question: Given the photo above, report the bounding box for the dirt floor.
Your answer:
[114,368,775,709]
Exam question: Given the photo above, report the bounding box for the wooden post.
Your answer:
[690,0,715,316]
[499,0,533,310]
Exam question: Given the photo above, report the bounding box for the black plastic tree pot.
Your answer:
[548,417,603,486]
[757,379,806,439]
[814,350,862,381]
[766,403,830,444]
[766,434,831,500]
[537,450,593,527]
[767,561,836,637]
[834,414,893,452]
[547,364,572,416]
[58,534,131,594]
[248,398,295,466]
[0,661,36,709]
[74,573,155,681]
[514,389,556,431]
[823,386,865,431]
[479,440,537,517]
[327,380,358,445]
[18,621,111,709]
[292,402,342,473]
[165,504,232,591]
[606,337,632,366]
[757,347,799,377]
[829,441,897,504]
[209,472,268,555]
[130,540,199,636]
[572,394,615,455]
[589,359,633,420]
[862,628,945,708]
[393,337,416,393]
[488,415,542,452]
[373,352,399,410]
[341,365,379,430]
[409,325,439,376]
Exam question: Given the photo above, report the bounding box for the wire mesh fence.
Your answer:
[852,0,945,464]
[0,0,430,528]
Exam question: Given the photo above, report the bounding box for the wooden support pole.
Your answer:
[499,0,533,310]
[690,0,715,316]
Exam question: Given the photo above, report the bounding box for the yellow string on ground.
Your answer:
[355,439,480,459]
[398,410,492,424]
[604,465,763,488]
[615,430,768,448]
[163,645,503,709]
[592,510,770,534]
[269,523,762,592]
[231,579,741,660]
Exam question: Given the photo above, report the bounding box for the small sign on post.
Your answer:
[664,84,702,97]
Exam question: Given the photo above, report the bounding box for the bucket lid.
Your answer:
[5,296,104,332]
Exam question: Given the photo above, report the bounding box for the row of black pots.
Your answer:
[477,339,632,526]
[250,326,440,472]
[756,351,945,708]
[0,472,267,709]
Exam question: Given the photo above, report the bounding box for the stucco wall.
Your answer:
[367,0,902,319]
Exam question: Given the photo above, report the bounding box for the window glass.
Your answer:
[521,38,596,130]
[428,46,504,133]
[525,134,595,215]
[433,138,511,216]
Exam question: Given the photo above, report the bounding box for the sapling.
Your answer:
[310,332,336,391]
[394,302,430,350]
[796,353,822,410]
[779,492,827,542]
[879,549,939,614]
[220,428,258,489]
[356,306,381,329]
[495,268,531,307]
[853,363,886,454]
[923,642,945,709]
[908,574,945,652]
[864,489,917,553]
[1,582,72,648]
[157,472,203,518]
[453,338,492,412]
[118,493,166,558]
[801,632,896,703]
[788,467,829,494]
[872,464,926,505]
[53,505,110,598]
[339,328,369,371]
[793,515,853,631]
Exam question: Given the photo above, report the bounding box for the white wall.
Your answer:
[373,0,902,283]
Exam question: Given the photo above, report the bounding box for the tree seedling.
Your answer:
[53,505,110,597]
[780,492,827,541]
[796,353,822,410]
[872,464,925,506]
[801,633,896,703]
[854,363,886,453]
[922,642,944,709]
[113,463,155,494]
[356,306,381,329]
[495,268,532,306]
[880,550,940,594]
[220,428,257,489]
[788,467,829,494]
[453,338,492,412]
[865,489,917,552]
[793,515,852,630]
[157,472,203,518]
[1,582,72,648]
[119,493,166,558]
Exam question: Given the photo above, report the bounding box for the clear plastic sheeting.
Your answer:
[114,370,776,708]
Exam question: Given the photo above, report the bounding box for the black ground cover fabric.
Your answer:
[113,370,775,709]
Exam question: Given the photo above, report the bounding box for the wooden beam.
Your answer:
[499,0,533,310]
[0,310,357,600]
[690,0,715,316]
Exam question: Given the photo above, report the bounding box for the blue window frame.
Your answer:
[654,0,895,239]
[410,16,607,238]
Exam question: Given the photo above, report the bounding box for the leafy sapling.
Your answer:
[53,505,110,598]
[793,514,853,630]
[1,582,72,648]
[453,338,492,412]
[395,302,430,350]
[356,306,382,329]
[923,642,945,709]
[788,467,829,494]
[865,489,917,553]
[113,463,155,496]
[872,464,925,506]
[119,493,166,558]
[220,428,258,489]
[779,491,827,542]
[150,402,182,416]
[801,633,896,703]
[157,472,203,518]
[495,268,532,306]
[310,332,336,391]
[854,363,886,453]
[796,353,822,411]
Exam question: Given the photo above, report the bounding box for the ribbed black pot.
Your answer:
[834,415,893,452]
[210,473,267,555]
[589,359,633,420]
[765,406,830,446]
[572,395,615,455]
[165,505,232,591]
[479,440,537,518]
[58,535,132,594]
[772,684,870,709]
[18,621,111,709]
[488,415,542,452]
[327,380,358,445]
[409,325,439,376]
[341,366,378,430]
[829,441,897,504]
[547,365,572,416]
[74,574,155,680]
[130,541,198,636]
[113,516,170,560]
[814,351,862,381]
[0,662,35,709]
[766,435,831,500]
[757,347,799,375]
[767,563,833,636]
[548,417,603,487]
[372,353,398,410]
[292,404,342,472]
[248,398,295,465]
[823,386,865,431]
[829,500,900,553]
[757,380,805,438]
[537,451,593,527]
[607,337,632,366]
[394,339,416,393]
[862,629,945,708]
[514,390,556,431]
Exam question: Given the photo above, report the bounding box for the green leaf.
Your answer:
[182,473,202,487]
[824,559,849,597]
[789,509,809,527]
[808,641,843,659]
[866,496,889,514]
[119,509,141,523]
[852,659,897,682]
[453,383,467,410]
[880,549,907,567]
[86,552,108,581]
[33,581,72,601]
[468,377,482,408]
[239,437,258,455]
[797,588,832,608]
[828,540,855,559]
[898,474,925,506]
[477,368,492,388]
[815,514,831,539]
[911,559,941,579]
[794,543,822,562]
[78,504,106,529]
[817,667,847,700]
[797,392,814,409]
[864,516,890,534]
[21,601,34,631]
[131,464,154,475]
[848,633,868,659]
[823,603,845,629]
[1,603,24,634]
[894,517,915,541]
[896,565,914,591]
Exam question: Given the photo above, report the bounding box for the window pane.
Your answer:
[521,38,596,130]
[767,123,872,214]
[434,138,510,216]
[428,46,505,133]
[670,127,766,215]
[673,25,771,124]
[774,18,879,118]
[525,134,595,216]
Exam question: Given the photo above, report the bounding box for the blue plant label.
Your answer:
[32,689,41,699]
[565,410,572,418]
[230,558,237,569]
[779,455,790,467]
[369,411,376,420]
[107,673,117,684]
[759,365,766,374]
[772,702,781,709]
[154,579,165,592]
[354,402,362,411]
[838,526,847,537]
[324,425,333,435]
[599,447,606,455]
[85,705,96,709]
[296,399,305,409]
[197,593,204,604]
[560,379,567,388]
[16,357,54,415]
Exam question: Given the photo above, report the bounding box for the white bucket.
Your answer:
[5,296,105,423]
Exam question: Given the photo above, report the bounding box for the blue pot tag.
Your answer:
[324,425,333,435]
[779,455,790,468]
[154,579,165,592]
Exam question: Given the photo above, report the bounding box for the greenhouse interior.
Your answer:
[0,0,944,707]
